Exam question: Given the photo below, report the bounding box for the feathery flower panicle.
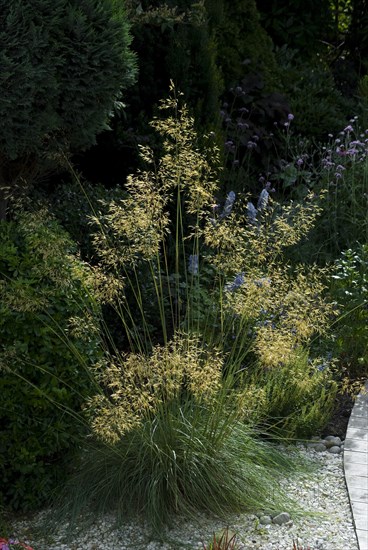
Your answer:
[86,334,223,444]
[91,173,169,270]
[223,262,332,368]
[149,87,220,217]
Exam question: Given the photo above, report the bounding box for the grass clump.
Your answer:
[42,85,337,533]
[202,527,239,549]
[56,340,300,533]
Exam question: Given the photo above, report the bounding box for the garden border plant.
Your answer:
[40,85,341,537]
[0,210,102,510]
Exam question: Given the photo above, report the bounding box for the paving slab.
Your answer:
[344,381,368,550]
[346,451,368,465]
[345,476,368,490]
[356,529,368,550]
[345,462,368,477]
[345,439,368,453]
[346,428,368,441]
[348,486,368,503]
[348,416,368,430]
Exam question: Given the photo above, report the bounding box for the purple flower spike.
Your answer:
[257,188,270,211]
[225,272,245,292]
[220,191,236,218]
[287,113,294,121]
[247,201,257,223]
[188,254,199,275]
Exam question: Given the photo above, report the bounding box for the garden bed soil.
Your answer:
[322,391,354,440]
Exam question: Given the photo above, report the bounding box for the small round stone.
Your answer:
[328,445,342,454]
[325,435,342,448]
[259,515,272,525]
[272,512,291,525]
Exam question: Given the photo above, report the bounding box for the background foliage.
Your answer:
[0,0,136,215]
[0,212,101,510]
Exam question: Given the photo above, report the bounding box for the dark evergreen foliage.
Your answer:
[256,0,333,57]
[206,0,280,89]
[0,0,136,212]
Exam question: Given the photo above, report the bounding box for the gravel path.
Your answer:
[11,445,358,550]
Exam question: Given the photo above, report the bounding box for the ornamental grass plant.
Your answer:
[45,85,338,535]
[58,393,301,535]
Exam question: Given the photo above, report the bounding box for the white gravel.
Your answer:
[11,445,359,550]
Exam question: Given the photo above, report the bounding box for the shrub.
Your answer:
[206,0,280,89]
[0,211,101,510]
[124,1,222,128]
[0,0,136,216]
[256,0,333,59]
[44,178,126,261]
[276,48,350,141]
[330,243,368,379]
[244,348,338,438]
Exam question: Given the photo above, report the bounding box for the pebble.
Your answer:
[314,443,328,452]
[328,445,342,454]
[272,512,291,525]
[304,433,344,454]
[325,436,342,448]
[259,515,272,525]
